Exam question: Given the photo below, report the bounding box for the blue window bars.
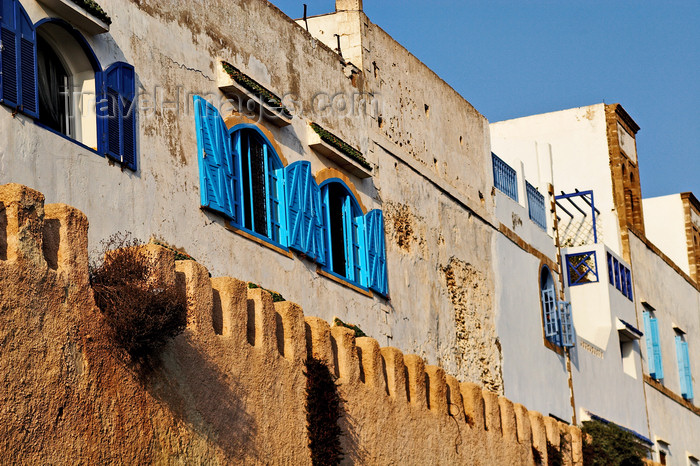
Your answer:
[526,182,547,230]
[565,251,599,286]
[492,153,518,202]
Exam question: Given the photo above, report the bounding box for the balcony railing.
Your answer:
[492,153,518,201]
[526,182,547,230]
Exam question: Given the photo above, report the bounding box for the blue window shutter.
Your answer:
[683,341,693,400]
[625,269,633,300]
[342,195,354,280]
[365,209,388,295]
[350,213,365,286]
[103,62,137,169]
[643,311,656,378]
[103,64,122,161]
[541,286,559,344]
[120,64,136,170]
[0,6,18,108]
[650,317,663,380]
[613,259,621,290]
[193,95,236,220]
[285,161,315,256]
[16,4,35,117]
[607,253,614,285]
[310,178,326,265]
[677,336,688,397]
[321,186,331,268]
[558,301,575,347]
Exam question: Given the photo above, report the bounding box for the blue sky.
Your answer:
[269,1,699,198]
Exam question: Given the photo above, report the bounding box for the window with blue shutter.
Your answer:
[643,310,664,381]
[0,0,37,116]
[676,335,693,400]
[285,161,324,262]
[232,126,287,247]
[102,62,137,169]
[193,95,237,220]
[321,179,367,287]
[643,310,657,378]
[365,209,388,296]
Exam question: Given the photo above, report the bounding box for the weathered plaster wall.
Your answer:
[374,143,501,386]
[0,184,582,465]
[0,0,503,386]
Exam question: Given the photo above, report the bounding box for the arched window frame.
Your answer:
[229,123,287,248]
[34,18,101,150]
[319,178,368,288]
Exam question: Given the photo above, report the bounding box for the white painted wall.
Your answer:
[493,230,572,421]
[491,104,622,255]
[563,244,649,437]
[629,232,700,464]
[643,194,690,276]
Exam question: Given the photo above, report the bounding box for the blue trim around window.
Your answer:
[34,18,102,71]
[228,123,289,252]
[319,177,368,290]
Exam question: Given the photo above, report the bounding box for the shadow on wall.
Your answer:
[145,334,258,461]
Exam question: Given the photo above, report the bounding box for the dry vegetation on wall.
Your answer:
[89,233,187,363]
[581,420,647,466]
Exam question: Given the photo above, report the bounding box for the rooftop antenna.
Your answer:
[303,4,309,31]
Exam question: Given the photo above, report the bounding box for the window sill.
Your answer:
[644,374,700,416]
[225,223,293,259]
[218,68,292,128]
[307,125,373,179]
[34,121,103,157]
[317,267,373,298]
[36,0,110,35]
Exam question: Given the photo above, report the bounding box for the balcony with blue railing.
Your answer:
[492,153,518,202]
[526,181,547,230]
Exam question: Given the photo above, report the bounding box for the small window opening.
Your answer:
[240,130,268,237]
[328,183,347,277]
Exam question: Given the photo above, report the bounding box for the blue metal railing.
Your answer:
[526,182,547,230]
[492,153,518,201]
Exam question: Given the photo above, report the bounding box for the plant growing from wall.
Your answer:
[90,233,187,363]
[310,122,371,170]
[221,61,292,118]
[581,419,648,466]
[68,0,112,24]
[247,282,285,303]
[150,239,197,262]
[333,317,367,338]
[305,357,344,465]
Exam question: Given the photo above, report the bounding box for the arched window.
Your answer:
[321,180,367,286]
[540,266,559,345]
[36,20,99,148]
[231,126,285,245]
